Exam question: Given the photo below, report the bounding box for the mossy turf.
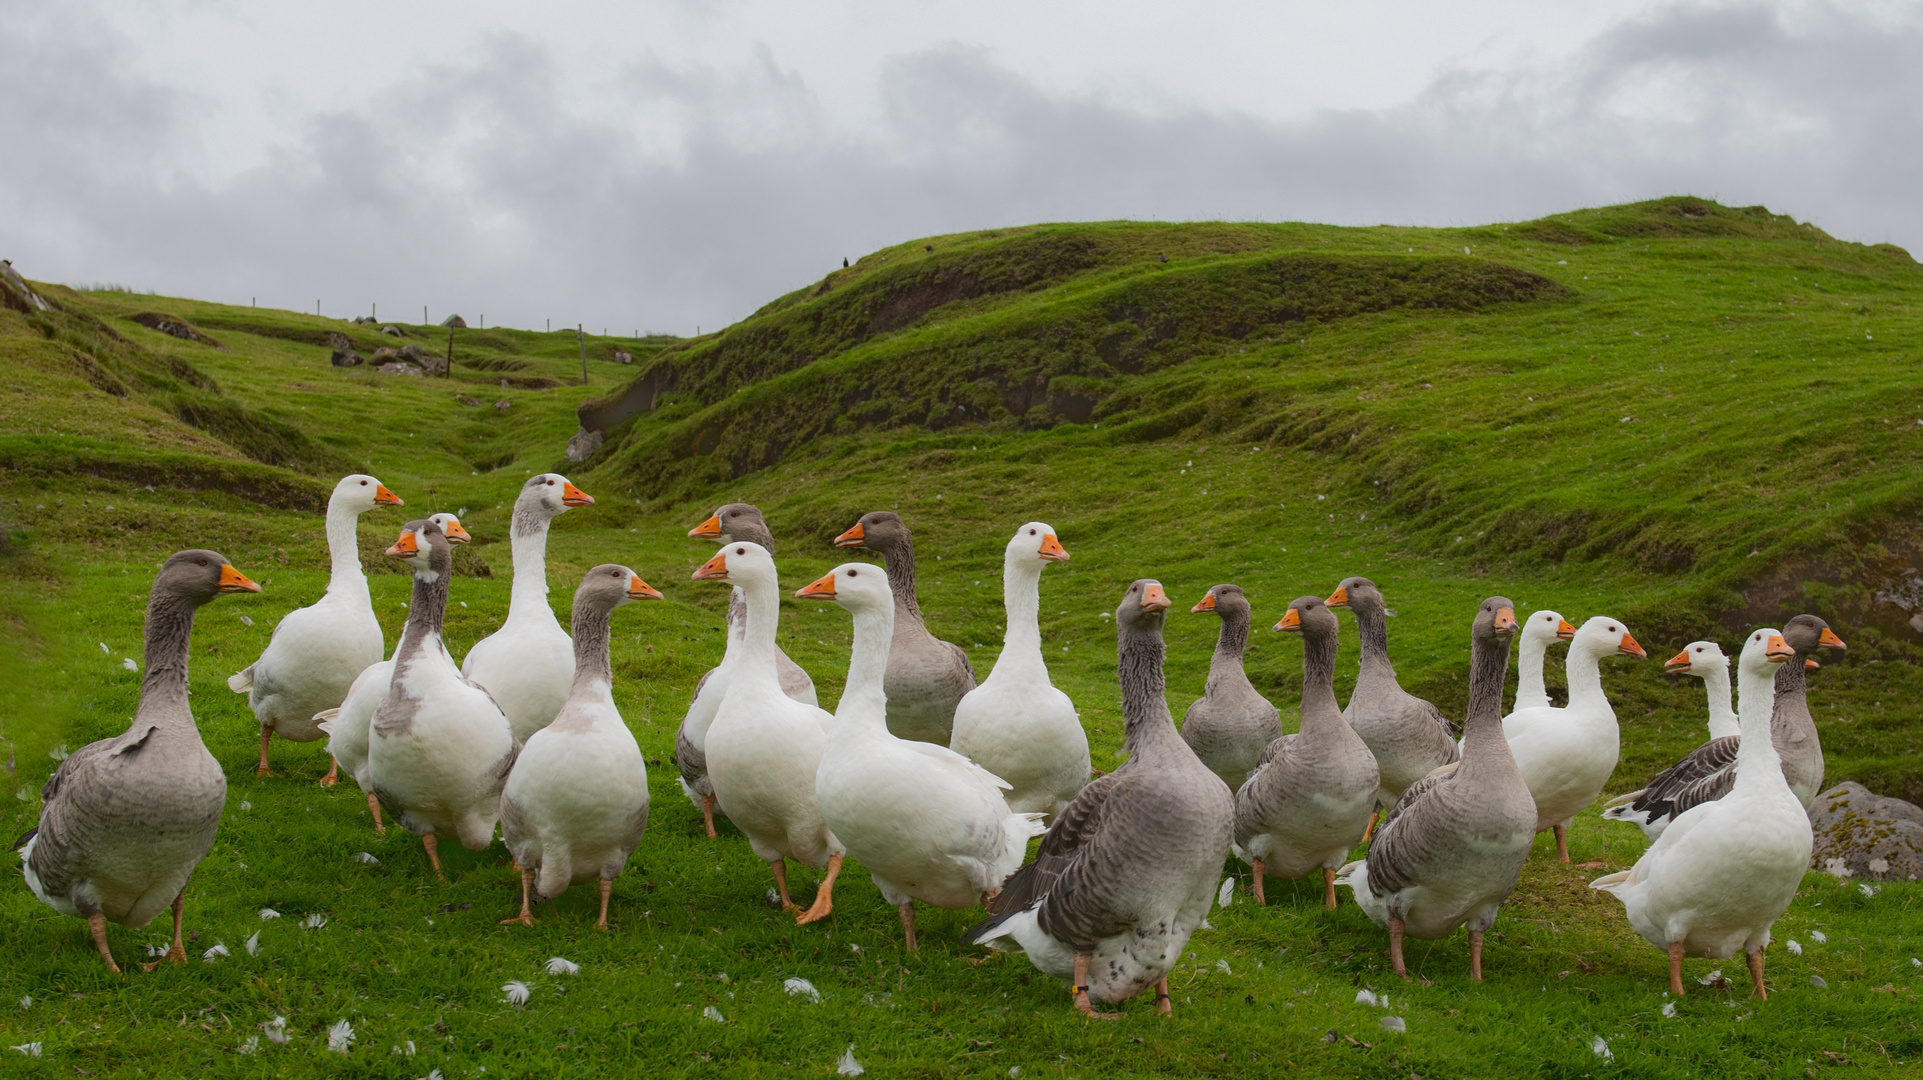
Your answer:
[2,196,1922,1077]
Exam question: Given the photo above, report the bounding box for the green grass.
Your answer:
[2,196,1921,1077]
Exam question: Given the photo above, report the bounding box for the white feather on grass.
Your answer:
[11,1042,42,1058]
[123,658,138,672]
[1787,939,1802,955]
[1379,1016,1406,1033]
[1216,877,1235,908]
[544,957,579,976]
[1662,1001,1677,1017]
[1811,930,1827,943]
[301,913,328,929]
[836,1045,865,1076]
[784,977,821,1002]
[703,1006,724,1023]
[326,1019,354,1053]
[258,908,281,920]
[245,932,260,956]
[202,941,229,962]
[1591,1036,1612,1060]
[501,981,529,1006]
[262,1016,288,1045]
[237,1035,260,1055]
[353,852,379,865]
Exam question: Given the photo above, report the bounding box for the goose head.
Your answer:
[1325,577,1387,618]
[1273,595,1337,640]
[157,549,261,604]
[1569,615,1645,661]
[1193,583,1249,618]
[1737,628,1795,678]
[513,473,592,534]
[1522,609,1576,648]
[1473,596,1521,641]
[427,513,471,544]
[1004,521,1068,567]
[384,519,453,579]
[833,510,909,554]
[689,503,774,550]
[330,473,403,514]
[1116,578,1171,634]
[1781,614,1845,664]
[692,540,777,591]
[796,561,891,615]
[1663,640,1728,679]
[574,563,663,618]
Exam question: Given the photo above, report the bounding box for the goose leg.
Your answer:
[699,795,718,839]
[319,756,339,787]
[769,858,799,912]
[1389,916,1408,979]
[141,891,189,971]
[898,901,917,951]
[1747,948,1767,1001]
[596,879,613,931]
[421,832,445,881]
[1251,859,1267,906]
[255,729,274,777]
[1071,953,1115,1019]
[87,912,121,974]
[1323,867,1338,910]
[1468,929,1484,981]
[1553,823,1570,864]
[1154,976,1172,1016]
[366,792,386,834]
[795,853,843,925]
[1668,942,1686,997]
[500,867,535,926]
[1361,809,1381,843]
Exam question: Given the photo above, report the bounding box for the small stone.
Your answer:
[493,400,511,412]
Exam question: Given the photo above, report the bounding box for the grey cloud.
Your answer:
[1,2,1915,334]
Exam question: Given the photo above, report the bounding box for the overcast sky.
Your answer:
[4,1,1917,335]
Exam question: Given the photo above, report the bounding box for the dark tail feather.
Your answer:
[11,826,37,852]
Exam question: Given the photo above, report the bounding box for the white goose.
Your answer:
[499,564,661,929]
[1591,630,1812,1000]
[462,473,594,743]
[1674,640,1741,740]
[693,541,843,921]
[365,519,518,879]
[229,473,401,778]
[316,514,470,833]
[1499,615,1645,862]
[804,561,1043,949]
[19,551,258,973]
[678,503,817,837]
[948,522,1088,823]
[1512,610,1574,712]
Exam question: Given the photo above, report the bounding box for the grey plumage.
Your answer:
[834,511,976,744]
[1181,584,1282,793]
[19,550,255,971]
[964,579,1232,1006]
[1331,577,1459,807]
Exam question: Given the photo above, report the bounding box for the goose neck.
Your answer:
[878,539,924,622]
[1118,625,1183,762]
[323,498,370,597]
[1736,660,1776,730]
[507,514,553,617]
[1455,630,1517,781]
[1703,663,1736,733]
[396,559,452,663]
[836,602,895,731]
[1517,633,1548,706]
[734,573,782,684]
[1297,625,1341,729]
[1735,664,1791,787]
[569,601,615,694]
[137,589,202,723]
[1353,603,1395,679]
[1211,604,1250,668]
[1563,643,1607,706]
[990,558,1047,679]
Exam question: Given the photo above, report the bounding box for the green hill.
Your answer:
[1,197,1919,1077]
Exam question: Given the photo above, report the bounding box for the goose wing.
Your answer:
[965,772,1123,942]
[1362,771,1457,897]
[1619,736,1738,823]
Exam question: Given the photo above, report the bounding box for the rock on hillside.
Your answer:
[1809,782,1923,881]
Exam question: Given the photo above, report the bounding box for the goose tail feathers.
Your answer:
[1588,869,1632,894]
[1601,788,1647,810]
[227,667,254,693]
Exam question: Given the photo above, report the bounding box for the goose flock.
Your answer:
[14,471,1844,1010]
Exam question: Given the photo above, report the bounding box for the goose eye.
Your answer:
[360,479,368,486]
[848,569,857,577]
[1028,528,1036,535]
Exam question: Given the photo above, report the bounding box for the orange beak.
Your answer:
[1766,635,1794,664]
[1326,586,1349,609]
[796,571,838,600]
[1274,608,1302,633]
[628,575,663,601]
[1139,583,1169,612]
[1493,607,1518,635]
[385,530,420,558]
[833,522,866,548]
[217,563,261,593]
[1557,618,1576,641]
[561,481,594,507]
[688,513,723,539]
[692,551,729,581]
[1805,657,1820,669]
[1037,534,1069,562]
[1617,632,1646,659]
[374,484,403,507]
[1818,627,1846,650]
[1664,649,1692,673]
[439,518,471,544]
[1192,591,1218,614]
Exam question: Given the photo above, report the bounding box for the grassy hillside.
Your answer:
[1,197,1921,1078]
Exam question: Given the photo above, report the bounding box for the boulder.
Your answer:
[376,361,424,377]
[330,349,366,367]
[129,312,220,347]
[565,426,604,463]
[1808,782,1923,881]
[398,343,447,375]
[0,260,54,313]
[441,314,467,328]
[326,330,352,350]
[372,346,398,360]
[493,399,511,412]
[380,324,404,337]
[612,349,633,364]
